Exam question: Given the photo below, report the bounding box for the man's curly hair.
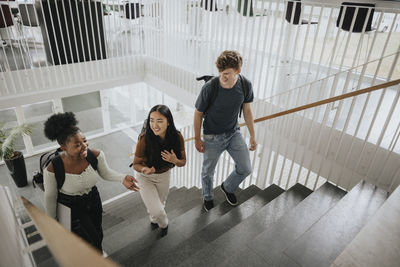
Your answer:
[215,50,243,72]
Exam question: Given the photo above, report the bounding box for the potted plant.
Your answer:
[0,123,32,187]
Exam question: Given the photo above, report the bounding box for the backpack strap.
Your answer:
[239,74,250,118]
[39,152,50,174]
[40,148,62,173]
[196,75,214,83]
[203,77,220,115]
[51,156,65,190]
[51,149,98,190]
[199,74,250,117]
[86,149,98,171]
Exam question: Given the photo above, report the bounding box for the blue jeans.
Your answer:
[201,129,252,201]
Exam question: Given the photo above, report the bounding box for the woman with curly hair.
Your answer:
[133,105,186,237]
[43,112,139,252]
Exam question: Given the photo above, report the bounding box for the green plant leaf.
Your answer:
[0,123,32,160]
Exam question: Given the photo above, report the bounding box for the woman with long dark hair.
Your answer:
[133,104,186,237]
[43,112,139,252]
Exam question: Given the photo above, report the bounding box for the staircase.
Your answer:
[85,180,389,267]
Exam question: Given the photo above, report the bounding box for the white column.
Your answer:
[100,90,111,133]
[52,98,64,114]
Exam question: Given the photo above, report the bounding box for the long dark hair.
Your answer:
[144,105,182,170]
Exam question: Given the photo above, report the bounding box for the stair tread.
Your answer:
[102,187,193,232]
[332,184,400,267]
[110,185,260,265]
[32,246,53,266]
[178,183,312,267]
[248,182,346,266]
[283,181,387,267]
[103,187,178,211]
[220,246,281,267]
[146,184,285,267]
[103,188,201,254]
[37,257,60,267]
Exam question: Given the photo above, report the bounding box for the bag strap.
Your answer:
[40,148,62,173]
[86,149,98,171]
[239,74,250,118]
[196,75,214,83]
[51,156,65,190]
[51,149,98,190]
[198,74,249,117]
[203,77,220,115]
[39,152,49,173]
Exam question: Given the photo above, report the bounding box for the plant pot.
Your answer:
[5,151,28,188]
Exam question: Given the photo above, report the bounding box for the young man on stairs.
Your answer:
[194,50,257,212]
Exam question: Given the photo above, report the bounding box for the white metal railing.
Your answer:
[171,79,400,193]
[151,0,400,100]
[1,0,399,101]
[0,0,147,97]
[20,196,120,267]
[0,185,38,267]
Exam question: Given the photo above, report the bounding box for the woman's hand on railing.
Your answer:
[123,175,140,191]
[195,138,204,153]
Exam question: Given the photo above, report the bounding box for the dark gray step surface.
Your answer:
[283,181,387,267]
[103,187,201,254]
[32,246,53,266]
[25,224,42,245]
[102,187,191,233]
[103,187,178,212]
[37,257,59,267]
[103,191,142,212]
[248,182,346,267]
[103,187,182,221]
[332,183,400,267]
[222,246,295,267]
[179,183,313,267]
[110,186,257,266]
[146,184,285,267]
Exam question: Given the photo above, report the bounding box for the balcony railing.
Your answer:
[1,0,399,102]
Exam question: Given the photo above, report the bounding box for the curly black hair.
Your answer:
[44,112,80,145]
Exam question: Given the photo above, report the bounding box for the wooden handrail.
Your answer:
[183,78,400,142]
[21,197,120,267]
[250,78,400,125]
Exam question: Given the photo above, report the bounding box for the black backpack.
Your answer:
[33,149,98,191]
[196,74,250,117]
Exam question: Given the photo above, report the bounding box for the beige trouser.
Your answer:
[136,170,171,228]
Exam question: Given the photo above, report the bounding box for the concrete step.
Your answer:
[179,183,313,267]
[146,184,285,267]
[103,187,201,254]
[283,181,387,267]
[110,186,257,266]
[244,182,346,267]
